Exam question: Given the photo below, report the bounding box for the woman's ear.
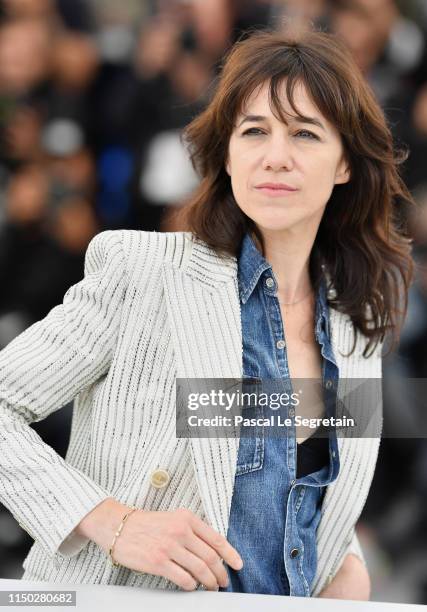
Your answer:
[335,156,351,185]
[225,157,231,176]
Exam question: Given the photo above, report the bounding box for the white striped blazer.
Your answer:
[0,230,382,595]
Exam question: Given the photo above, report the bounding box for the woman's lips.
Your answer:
[255,185,298,197]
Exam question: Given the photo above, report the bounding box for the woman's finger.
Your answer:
[169,544,220,591]
[185,535,229,587]
[190,514,243,571]
[160,559,199,591]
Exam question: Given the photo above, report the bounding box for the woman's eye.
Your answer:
[295,130,319,140]
[241,127,265,136]
[241,128,319,139]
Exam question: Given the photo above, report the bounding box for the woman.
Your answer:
[0,29,413,598]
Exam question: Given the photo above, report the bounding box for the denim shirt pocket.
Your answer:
[235,375,265,476]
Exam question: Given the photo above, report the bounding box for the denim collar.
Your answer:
[237,232,330,339]
[238,233,272,304]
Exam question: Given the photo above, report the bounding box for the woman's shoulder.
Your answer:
[90,229,195,270]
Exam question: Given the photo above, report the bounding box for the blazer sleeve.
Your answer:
[0,230,127,560]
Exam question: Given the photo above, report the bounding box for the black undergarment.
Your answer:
[296,428,330,478]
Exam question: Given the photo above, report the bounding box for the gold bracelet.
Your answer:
[108,506,138,567]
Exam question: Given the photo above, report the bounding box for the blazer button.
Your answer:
[150,469,170,489]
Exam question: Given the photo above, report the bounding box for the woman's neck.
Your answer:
[254,227,315,304]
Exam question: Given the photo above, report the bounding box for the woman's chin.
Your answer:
[251,215,306,233]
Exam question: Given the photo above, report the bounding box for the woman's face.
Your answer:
[226,79,350,236]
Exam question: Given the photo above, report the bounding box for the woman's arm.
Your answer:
[318,553,371,600]
[0,231,127,560]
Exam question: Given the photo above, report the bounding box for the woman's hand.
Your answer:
[318,553,371,600]
[75,498,243,591]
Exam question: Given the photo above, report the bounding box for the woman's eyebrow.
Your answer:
[291,116,326,132]
[237,114,266,127]
[237,114,326,132]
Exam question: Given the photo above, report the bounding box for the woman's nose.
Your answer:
[261,137,294,172]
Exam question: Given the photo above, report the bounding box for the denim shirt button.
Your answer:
[265,277,275,288]
[276,339,286,349]
[290,548,300,559]
[325,379,333,390]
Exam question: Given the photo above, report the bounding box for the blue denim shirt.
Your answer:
[219,232,340,596]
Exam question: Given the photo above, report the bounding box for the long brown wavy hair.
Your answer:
[178,29,414,358]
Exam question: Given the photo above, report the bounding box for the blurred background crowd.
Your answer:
[0,0,427,604]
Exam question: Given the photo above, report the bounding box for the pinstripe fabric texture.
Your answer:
[0,230,382,595]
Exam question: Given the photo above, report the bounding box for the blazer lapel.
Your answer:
[161,236,243,537]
